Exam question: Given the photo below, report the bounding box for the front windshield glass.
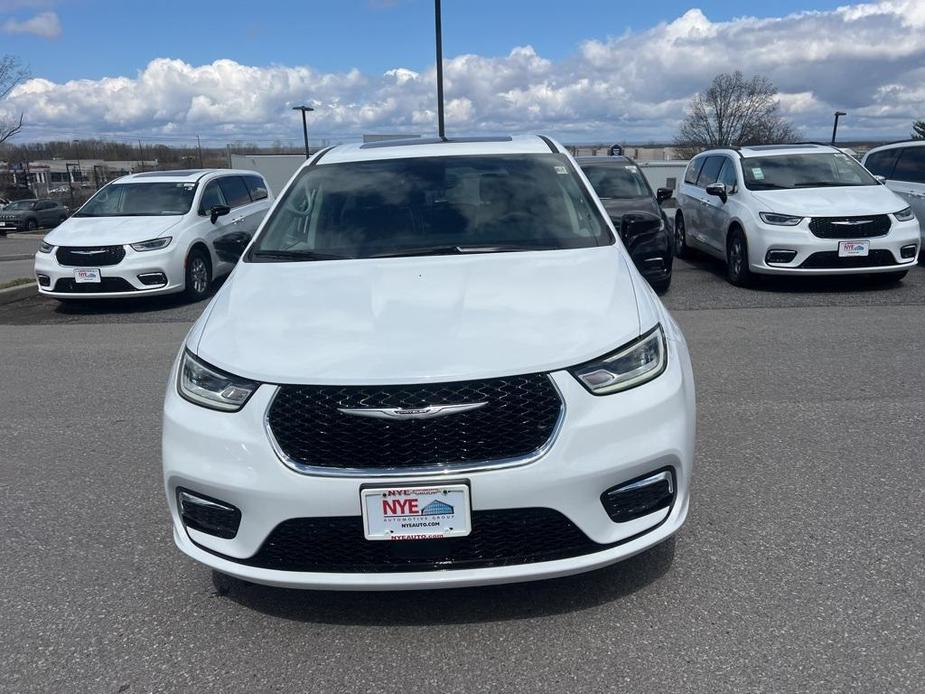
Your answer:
[249,154,611,261]
[6,201,36,210]
[581,164,651,199]
[742,153,878,190]
[75,182,197,217]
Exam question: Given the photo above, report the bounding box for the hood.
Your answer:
[43,215,183,246]
[750,185,908,217]
[600,196,661,224]
[194,247,642,385]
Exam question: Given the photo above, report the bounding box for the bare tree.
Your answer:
[0,55,29,145]
[912,120,925,140]
[674,71,798,159]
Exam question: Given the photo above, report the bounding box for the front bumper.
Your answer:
[34,244,186,298]
[745,217,920,275]
[162,328,696,590]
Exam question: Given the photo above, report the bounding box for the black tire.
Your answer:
[183,248,212,302]
[869,270,908,284]
[674,213,690,259]
[650,274,672,294]
[25,218,38,231]
[726,228,754,287]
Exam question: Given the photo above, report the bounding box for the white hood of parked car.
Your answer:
[44,215,184,246]
[750,184,907,217]
[193,247,643,385]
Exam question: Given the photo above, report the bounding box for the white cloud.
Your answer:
[1,1,924,143]
[2,10,61,39]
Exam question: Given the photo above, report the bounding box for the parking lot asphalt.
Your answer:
[1,258,923,693]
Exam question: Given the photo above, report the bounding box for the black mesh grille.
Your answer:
[56,245,125,267]
[267,375,562,472]
[799,250,897,269]
[601,473,674,523]
[211,509,611,572]
[52,277,136,293]
[809,215,891,239]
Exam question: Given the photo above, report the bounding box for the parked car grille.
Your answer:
[799,250,897,269]
[204,509,615,573]
[56,245,125,267]
[52,277,136,293]
[266,374,563,473]
[809,215,891,239]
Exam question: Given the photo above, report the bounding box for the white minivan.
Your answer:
[34,169,273,301]
[674,144,920,285]
[162,136,696,591]
[862,140,925,264]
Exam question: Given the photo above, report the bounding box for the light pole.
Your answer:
[831,111,847,144]
[434,0,446,140]
[72,140,82,187]
[292,105,314,159]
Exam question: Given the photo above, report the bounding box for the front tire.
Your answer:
[25,218,38,231]
[674,213,691,259]
[183,248,212,302]
[726,229,753,287]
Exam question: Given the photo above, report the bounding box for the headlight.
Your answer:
[894,207,915,222]
[38,241,54,253]
[178,350,260,412]
[570,325,667,395]
[759,212,803,226]
[131,236,172,252]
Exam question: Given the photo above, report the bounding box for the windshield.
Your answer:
[6,200,36,210]
[248,154,611,261]
[581,164,651,199]
[75,182,197,217]
[742,153,878,190]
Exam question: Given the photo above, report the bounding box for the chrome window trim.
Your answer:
[263,374,566,478]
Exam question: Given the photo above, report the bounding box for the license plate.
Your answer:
[838,240,869,257]
[361,483,471,541]
[73,267,101,283]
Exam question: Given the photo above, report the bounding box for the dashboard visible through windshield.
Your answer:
[742,152,878,190]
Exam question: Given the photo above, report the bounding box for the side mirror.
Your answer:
[705,182,728,204]
[656,187,673,204]
[209,204,231,224]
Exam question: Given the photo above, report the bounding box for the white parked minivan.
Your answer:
[162,136,696,591]
[34,169,273,301]
[674,144,920,285]
[862,140,925,264]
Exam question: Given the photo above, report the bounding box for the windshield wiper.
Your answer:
[793,182,853,188]
[369,244,557,258]
[251,249,350,261]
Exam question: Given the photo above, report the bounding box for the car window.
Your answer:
[244,175,269,201]
[249,154,612,261]
[864,148,901,178]
[717,158,738,188]
[75,182,197,217]
[6,200,36,210]
[198,181,226,214]
[891,147,925,184]
[35,201,51,210]
[696,156,724,187]
[684,158,705,184]
[218,176,251,208]
[580,164,651,199]
[741,152,878,190]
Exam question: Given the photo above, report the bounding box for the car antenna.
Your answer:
[434,0,447,142]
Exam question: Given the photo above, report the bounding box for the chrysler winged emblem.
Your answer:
[831,219,871,226]
[338,402,487,420]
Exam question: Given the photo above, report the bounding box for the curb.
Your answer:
[0,253,32,262]
[0,282,36,305]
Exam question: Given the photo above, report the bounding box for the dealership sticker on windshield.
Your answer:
[73,267,101,283]
[752,168,765,180]
[361,484,471,541]
[554,165,568,174]
[838,240,870,257]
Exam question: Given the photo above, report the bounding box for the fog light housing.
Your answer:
[137,272,167,286]
[601,469,675,523]
[765,249,797,264]
[900,245,917,259]
[177,488,241,539]
[36,274,50,287]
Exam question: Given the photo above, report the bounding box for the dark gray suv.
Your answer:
[0,199,69,235]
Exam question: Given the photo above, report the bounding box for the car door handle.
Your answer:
[908,192,925,199]
[230,216,246,224]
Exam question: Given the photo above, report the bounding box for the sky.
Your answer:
[1,0,924,146]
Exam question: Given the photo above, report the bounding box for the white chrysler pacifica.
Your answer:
[162,136,696,590]
[35,169,272,301]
